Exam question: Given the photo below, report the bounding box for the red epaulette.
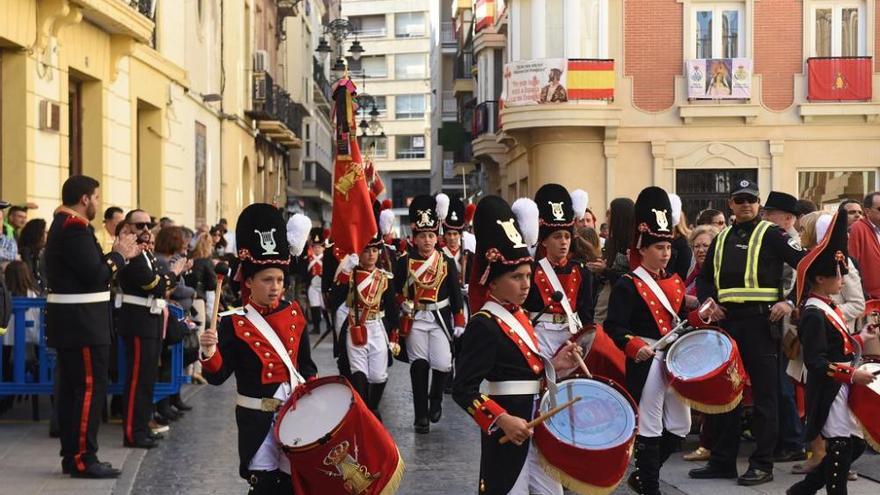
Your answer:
[62,214,89,229]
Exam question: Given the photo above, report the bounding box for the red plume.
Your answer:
[464,203,477,224]
[381,199,393,211]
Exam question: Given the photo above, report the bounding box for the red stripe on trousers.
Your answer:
[74,347,93,472]
[125,337,141,443]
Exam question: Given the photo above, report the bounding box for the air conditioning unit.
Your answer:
[253,49,268,73]
[254,72,269,102]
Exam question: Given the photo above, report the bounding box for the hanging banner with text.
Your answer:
[686,58,753,100]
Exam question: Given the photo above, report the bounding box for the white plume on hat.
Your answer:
[511,197,539,255]
[462,231,476,254]
[435,193,450,222]
[571,189,589,220]
[668,193,683,226]
[286,214,312,257]
[379,209,395,236]
[816,214,833,242]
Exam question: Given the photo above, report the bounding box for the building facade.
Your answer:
[454,0,880,221]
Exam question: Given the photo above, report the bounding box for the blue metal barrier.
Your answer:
[0,297,189,405]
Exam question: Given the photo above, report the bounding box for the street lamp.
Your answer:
[348,38,365,61]
[316,37,332,55]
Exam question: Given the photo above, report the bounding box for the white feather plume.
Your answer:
[286,214,312,257]
[668,193,683,226]
[462,231,476,254]
[379,209,395,236]
[511,197,540,251]
[570,189,589,220]
[435,193,450,222]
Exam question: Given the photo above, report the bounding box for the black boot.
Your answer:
[156,398,180,421]
[170,393,192,411]
[659,430,684,465]
[310,307,323,335]
[428,369,449,423]
[627,436,661,495]
[824,437,853,495]
[410,359,430,434]
[349,372,369,404]
[368,382,387,422]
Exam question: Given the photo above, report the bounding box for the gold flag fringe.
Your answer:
[672,389,743,414]
[378,449,406,495]
[536,449,626,495]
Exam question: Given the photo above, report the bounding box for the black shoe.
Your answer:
[429,401,442,423]
[149,431,165,440]
[689,464,738,479]
[414,417,430,434]
[774,449,807,463]
[124,437,158,449]
[63,460,113,475]
[428,370,449,424]
[70,462,121,479]
[153,413,171,426]
[737,467,773,486]
[170,397,193,411]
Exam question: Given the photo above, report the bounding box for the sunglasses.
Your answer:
[130,222,155,230]
[732,196,758,205]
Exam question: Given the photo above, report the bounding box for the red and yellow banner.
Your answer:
[566,59,615,101]
[475,0,495,32]
[807,57,872,101]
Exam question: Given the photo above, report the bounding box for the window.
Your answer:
[691,3,745,59]
[359,135,387,158]
[350,14,387,38]
[395,12,425,38]
[576,0,604,59]
[546,0,564,57]
[395,94,425,119]
[395,53,426,79]
[799,170,877,209]
[392,177,431,208]
[349,55,387,78]
[396,135,426,159]
[811,2,866,57]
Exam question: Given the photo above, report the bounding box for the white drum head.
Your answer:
[277,382,352,447]
[539,378,636,450]
[666,329,733,380]
[859,363,880,395]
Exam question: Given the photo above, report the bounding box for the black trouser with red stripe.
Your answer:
[121,335,161,444]
[56,345,109,472]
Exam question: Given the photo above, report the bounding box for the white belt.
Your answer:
[485,380,542,396]
[236,394,284,412]
[414,299,450,311]
[121,295,155,308]
[46,291,111,304]
[533,313,569,325]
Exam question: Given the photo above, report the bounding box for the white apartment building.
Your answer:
[341,0,436,224]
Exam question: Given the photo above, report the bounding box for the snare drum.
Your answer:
[533,378,638,495]
[274,376,404,495]
[665,328,747,414]
[848,361,880,450]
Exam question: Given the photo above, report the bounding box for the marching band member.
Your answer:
[787,205,877,495]
[441,196,473,296]
[394,194,465,434]
[604,187,697,495]
[522,184,595,356]
[332,224,400,421]
[304,228,330,335]
[199,204,317,494]
[453,195,582,495]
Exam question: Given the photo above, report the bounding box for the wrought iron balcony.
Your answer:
[472,100,499,137]
[248,72,303,148]
[313,57,333,109]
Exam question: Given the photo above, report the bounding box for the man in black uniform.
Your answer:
[45,175,140,478]
[117,209,184,449]
[691,179,805,485]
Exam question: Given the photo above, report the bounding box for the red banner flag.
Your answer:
[807,57,872,101]
[330,78,377,256]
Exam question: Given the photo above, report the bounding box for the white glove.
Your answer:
[454,326,465,338]
[462,231,476,253]
[341,254,360,273]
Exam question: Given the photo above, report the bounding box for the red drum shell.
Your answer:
[666,327,747,414]
[533,377,638,495]
[274,376,404,495]
[848,362,880,451]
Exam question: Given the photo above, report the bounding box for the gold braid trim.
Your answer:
[855,419,880,452]
[671,389,743,414]
[377,449,406,495]
[536,446,629,495]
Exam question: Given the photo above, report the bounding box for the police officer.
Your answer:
[691,179,805,485]
[45,175,140,478]
[395,194,465,434]
[117,209,183,449]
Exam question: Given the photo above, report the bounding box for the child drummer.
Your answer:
[331,224,400,421]
[604,187,699,495]
[452,195,582,495]
[199,204,318,494]
[787,205,878,495]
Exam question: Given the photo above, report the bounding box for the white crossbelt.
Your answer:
[633,266,680,325]
[485,380,542,396]
[46,291,110,304]
[537,258,582,335]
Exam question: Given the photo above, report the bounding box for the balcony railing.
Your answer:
[248,72,304,143]
[807,57,872,102]
[355,27,387,38]
[441,90,458,120]
[128,0,156,20]
[455,51,474,80]
[472,100,499,137]
[303,161,333,195]
[313,57,332,105]
[441,21,456,46]
[453,140,473,164]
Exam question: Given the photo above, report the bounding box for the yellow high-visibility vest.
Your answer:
[713,220,780,303]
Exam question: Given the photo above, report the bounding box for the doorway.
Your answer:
[675,168,758,224]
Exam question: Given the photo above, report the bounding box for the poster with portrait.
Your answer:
[687,58,752,100]
[502,58,568,107]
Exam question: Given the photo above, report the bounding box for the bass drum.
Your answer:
[848,361,880,451]
[275,376,404,495]
[533,377,638,495]
[665,327,747,414]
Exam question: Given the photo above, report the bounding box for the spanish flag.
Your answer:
[566,59,615,101]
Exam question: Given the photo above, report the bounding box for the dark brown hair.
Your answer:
[4,260,37,296]
[154,226,187,256]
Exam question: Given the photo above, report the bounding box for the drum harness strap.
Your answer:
[805,297,862,366]
[235,304,306,412]
[483,301,558,408]
[633,267,688,351]
[537,258,583,335]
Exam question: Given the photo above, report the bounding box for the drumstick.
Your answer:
[210,262,229,332]
[573,349,592,378]
[499,396,581,445]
